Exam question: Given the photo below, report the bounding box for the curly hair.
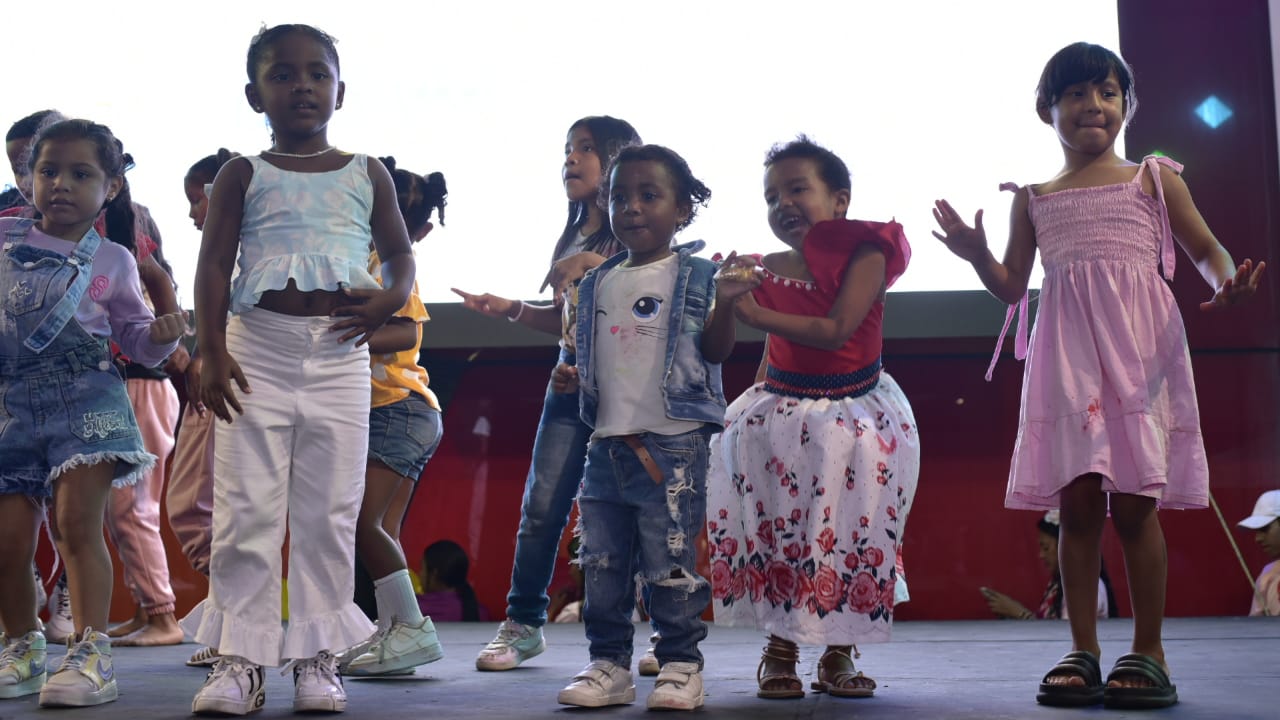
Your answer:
[764,135,851,193]
[379,156,447,239]
[609,144,711,231]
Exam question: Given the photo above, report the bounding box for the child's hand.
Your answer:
[185,356,207,417]
[451,288,519,320]
[732,292,762,327]
[200,349,250,423]
[1200,258,1266,311]
[150,311,188,345]
[932,200,989,263]
[545,251,605,301]
[714,252,762,304]
[330,287,404,346]
[551,362,579,394]
[164,344,191,376]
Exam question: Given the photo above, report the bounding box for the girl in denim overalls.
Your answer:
[0,119,184,707]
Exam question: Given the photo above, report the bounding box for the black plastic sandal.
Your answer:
[1035,650,1104,707]
[1103,653,1178,709]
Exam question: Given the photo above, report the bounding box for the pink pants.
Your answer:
[105,377,180,615]
[166,402,215,575]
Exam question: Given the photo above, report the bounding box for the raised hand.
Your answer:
[150,310,189,344]
[1200,258,1267,311]
[932,200,989,263]
[199,349,250,423]
[451,287,518,320]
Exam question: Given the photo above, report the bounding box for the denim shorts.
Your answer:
[0,341,151,498]
[368,392,442,481]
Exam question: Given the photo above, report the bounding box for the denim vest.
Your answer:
[575,240,726,430]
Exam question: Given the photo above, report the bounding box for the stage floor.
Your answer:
[2,617,1274,719]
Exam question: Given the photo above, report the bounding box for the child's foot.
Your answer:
[756,636,803,699]
[557,660,635,707]
[0,630,47,699]
[192,655,265,715]
[475,619,545,671]
[646,661,704,710]
[43,581,74,645]
[38,628,117,707]
[637,633,660,676]
[1103,652,1177,709]
[344,617,443,676]
[113,613,184,646]
[107,608,147,639]
[186,646,220,668]
[812,645,875,698]
[292,650,346,713]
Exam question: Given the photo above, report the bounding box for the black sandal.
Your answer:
[1035,650,1104,707]
[1103,653,1178,709]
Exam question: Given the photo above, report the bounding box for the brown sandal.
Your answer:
[756,636,804,699]
[811,645,876,698]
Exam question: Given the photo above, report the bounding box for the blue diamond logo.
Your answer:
[1194,96,1233,129]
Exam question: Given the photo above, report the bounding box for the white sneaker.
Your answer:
[344,617,443,676]
[191,656,265,715]
[475,619,545,671]
[557,660,635,708]
[638,633,660,676]
[44,579,74,645]
[647,661,704,710]
[38,628,117,707]
[292,650,346,713]
[0,630,47,699]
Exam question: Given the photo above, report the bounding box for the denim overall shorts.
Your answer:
[0,218,151,498]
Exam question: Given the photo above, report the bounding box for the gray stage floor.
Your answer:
[2,617,1274,719]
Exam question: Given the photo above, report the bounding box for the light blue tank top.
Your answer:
[229,154,380,314]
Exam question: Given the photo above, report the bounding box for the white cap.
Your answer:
[1238,490,1280,530]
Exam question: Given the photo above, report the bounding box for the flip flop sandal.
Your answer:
[1036,650,1104,706]
[811,647,875,698]
[1103,653,1178,709]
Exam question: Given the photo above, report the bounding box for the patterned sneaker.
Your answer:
[647,661,704,710]
[344,617,443,676]
[475,619,545,671]
[292,650,346,713]
[558,660,635,707]
[38,628,117,707]
[44,578,74,645]
[186,646,220,668]
[192,656,265,715]
[638,633,660,676]
[0,630,47,699]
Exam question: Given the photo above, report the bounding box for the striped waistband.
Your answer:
[763,358,881,400]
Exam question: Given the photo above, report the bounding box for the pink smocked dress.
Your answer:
[707,220,920,646]
[996,155,1209,510]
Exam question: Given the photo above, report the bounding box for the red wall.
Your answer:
[78,0,1279,625]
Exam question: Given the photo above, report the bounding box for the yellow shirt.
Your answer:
[369,253,440,410]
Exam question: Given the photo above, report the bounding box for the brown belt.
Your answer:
[620,434,664,484]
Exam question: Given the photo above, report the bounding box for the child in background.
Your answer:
[980,510,1117,620]
[167,149,240,669]
[707,137,919,701]
[341,158,447,677]
[1237,490,1280,616]
[553,144,743,711]
[933,42,1264,709]
[184,23,415,716]
[417,540,488,622]
[451,116,647,672]
[0,119,184,706]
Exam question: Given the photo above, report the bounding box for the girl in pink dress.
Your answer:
[708,137,919,700]
[933,42,1264,710]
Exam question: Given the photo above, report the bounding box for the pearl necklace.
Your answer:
[262,146,336,159]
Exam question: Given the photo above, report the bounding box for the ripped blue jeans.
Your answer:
[577,429,711,669]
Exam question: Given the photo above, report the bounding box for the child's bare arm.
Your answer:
[1160,165,1266,310]
[195,158,251,422]
[933,187,1037,305]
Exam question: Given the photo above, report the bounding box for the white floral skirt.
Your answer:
[707,371,919,645]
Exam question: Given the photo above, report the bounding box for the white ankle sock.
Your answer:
[373,570,424,627]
